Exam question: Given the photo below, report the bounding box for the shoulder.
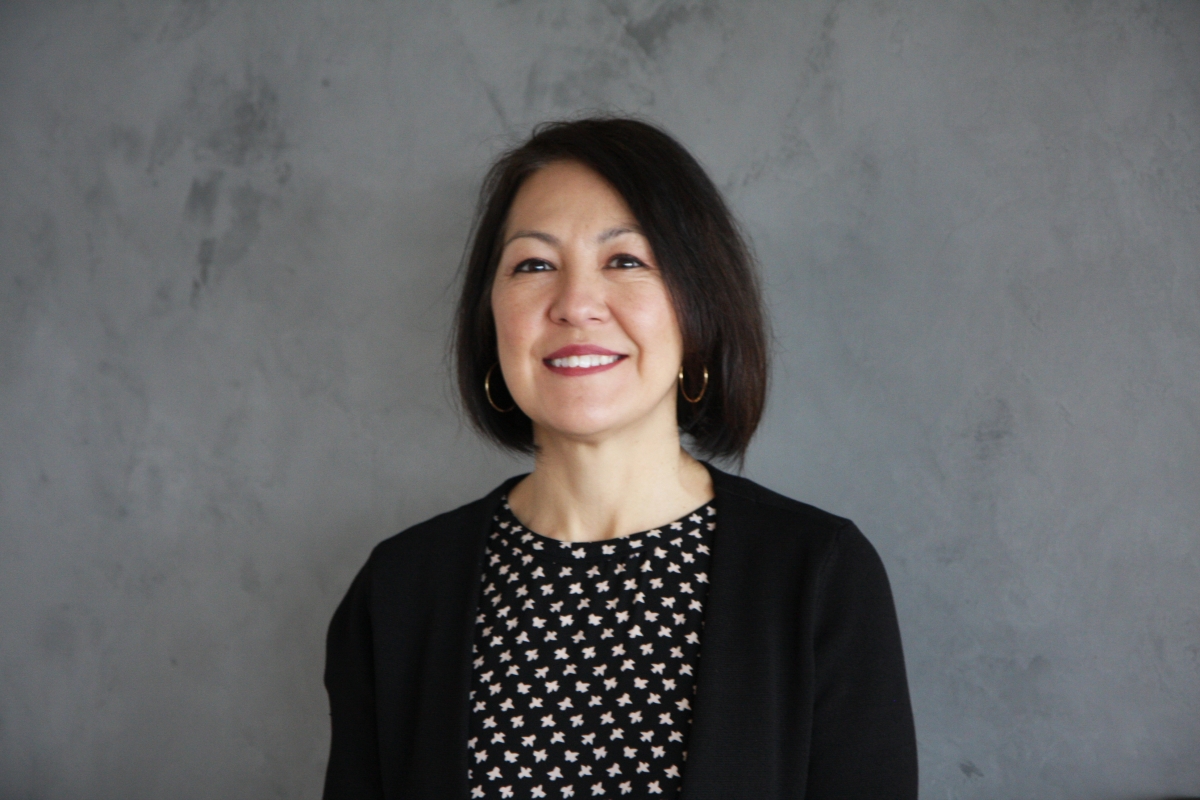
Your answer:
[707,464,883,571]
[364,474,527,574]
[709,465,854,540]
[710,466,851,528]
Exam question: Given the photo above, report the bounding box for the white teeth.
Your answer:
[549,354,620,369]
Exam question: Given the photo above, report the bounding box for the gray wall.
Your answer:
[1,1,1197,798]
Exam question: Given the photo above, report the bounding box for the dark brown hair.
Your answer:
[453,117,768,462]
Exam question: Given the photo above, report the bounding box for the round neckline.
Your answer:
[491,496,715,563]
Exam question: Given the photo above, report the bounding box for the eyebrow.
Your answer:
[502,225,644,249]
[597,225,642,243]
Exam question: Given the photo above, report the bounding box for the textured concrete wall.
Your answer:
[1,2,1197,798]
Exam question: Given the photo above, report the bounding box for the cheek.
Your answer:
[491,287,538,356]
[625,288,683,356]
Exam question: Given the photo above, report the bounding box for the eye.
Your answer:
[607,254,647,270]
[512,258,554,274]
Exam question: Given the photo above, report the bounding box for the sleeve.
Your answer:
[805,521,918,799]
[322,557,386,800]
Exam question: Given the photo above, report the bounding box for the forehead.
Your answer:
[504,160,640,237]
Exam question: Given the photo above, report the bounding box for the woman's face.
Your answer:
[490,160,684,446]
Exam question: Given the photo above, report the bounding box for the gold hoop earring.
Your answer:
[678,365,708,404]
[484,363,515,413]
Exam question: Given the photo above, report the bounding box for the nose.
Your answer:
[548,260,609,327]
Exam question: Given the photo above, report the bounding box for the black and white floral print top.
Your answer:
[467,498,716,799]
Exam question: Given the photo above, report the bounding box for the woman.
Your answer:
[323,118,917,799]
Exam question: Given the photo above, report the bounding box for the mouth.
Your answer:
[543,345,627,376]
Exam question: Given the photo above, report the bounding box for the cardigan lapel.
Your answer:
[447,485,507,800]
[679,466,806,799]
[392,476,525,800]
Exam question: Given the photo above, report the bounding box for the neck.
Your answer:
[507,413,714,543]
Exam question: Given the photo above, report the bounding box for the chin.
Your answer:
[532,407,647,443]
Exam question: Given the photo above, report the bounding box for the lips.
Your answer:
[543,344,626,375]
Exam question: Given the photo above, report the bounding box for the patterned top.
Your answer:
[467,498,716,798]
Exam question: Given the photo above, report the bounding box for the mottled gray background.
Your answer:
[1,1,1197,798]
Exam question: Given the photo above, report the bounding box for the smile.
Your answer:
[548,354,621,368]
[542,346,627,376]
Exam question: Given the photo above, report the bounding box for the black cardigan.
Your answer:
[323,465,917,799]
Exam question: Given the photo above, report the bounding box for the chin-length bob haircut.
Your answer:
[454,117,768,462]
